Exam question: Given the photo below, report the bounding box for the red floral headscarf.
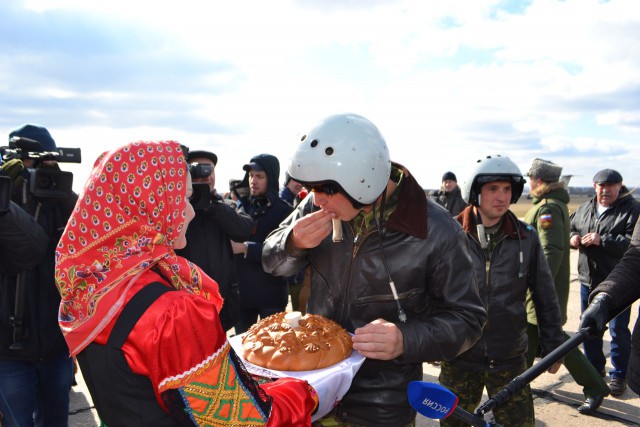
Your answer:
[56,140,222,356]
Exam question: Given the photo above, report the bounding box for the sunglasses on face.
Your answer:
[307,183,341,196]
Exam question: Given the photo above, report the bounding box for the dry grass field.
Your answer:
[510,194,592,218]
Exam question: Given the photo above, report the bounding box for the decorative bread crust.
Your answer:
[241,312,353,371]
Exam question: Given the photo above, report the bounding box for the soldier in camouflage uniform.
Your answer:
[523,158,610,415]
[439,155,565,427]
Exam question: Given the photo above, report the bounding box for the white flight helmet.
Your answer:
[461,154,525,206]
[288,113,391,206]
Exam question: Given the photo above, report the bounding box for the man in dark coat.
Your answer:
[176,150,254,332]
[570,168,640,396]
[231,154,293,334]
[580,219,640,397]
[0,124,78,426]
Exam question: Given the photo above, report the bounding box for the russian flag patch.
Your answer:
[540,213,553,229]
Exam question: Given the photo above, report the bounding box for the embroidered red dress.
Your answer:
[55,141,316,426]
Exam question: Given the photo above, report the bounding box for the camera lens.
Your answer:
[37,174,55,190]
[189,163,212,178]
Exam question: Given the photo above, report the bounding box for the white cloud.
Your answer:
[4,0,640,192]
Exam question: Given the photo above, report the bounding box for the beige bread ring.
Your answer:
[241,311,353,371]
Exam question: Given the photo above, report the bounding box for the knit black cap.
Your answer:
[442,171,457,182]
[9,124,57,151]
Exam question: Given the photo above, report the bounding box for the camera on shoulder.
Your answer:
[189,162,212,179]
[188,162,214,211]
[1,136,82,199]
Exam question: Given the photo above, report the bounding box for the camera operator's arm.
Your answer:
[0,201,49,275]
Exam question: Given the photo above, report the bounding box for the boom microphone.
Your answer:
[10,136,42,152]
[407,382,501,427]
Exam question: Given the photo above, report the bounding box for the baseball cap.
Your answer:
[243,161,264,172]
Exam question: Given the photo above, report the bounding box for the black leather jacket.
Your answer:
[452,208,564,371]
[592,219,640,395]
[263,166,486,426]
[175,195,254,331]
[0,201,48,276]
[1,194,76,361]
[570,189,640,289]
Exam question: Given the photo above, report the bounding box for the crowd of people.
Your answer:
[0,116,638,426]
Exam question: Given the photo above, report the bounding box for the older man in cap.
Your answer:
[570,169,640,397]
[524,159,610,414]
[175,150,254,332]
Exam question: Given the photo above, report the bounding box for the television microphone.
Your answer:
[407,381,501,427]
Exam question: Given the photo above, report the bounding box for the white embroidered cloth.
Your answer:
[229,334,366,421]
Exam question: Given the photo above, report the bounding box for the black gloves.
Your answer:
[579,292,613,336]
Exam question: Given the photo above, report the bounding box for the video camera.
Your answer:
[188,162,213,211]
[1,136,81,199]
[189,162,212,179]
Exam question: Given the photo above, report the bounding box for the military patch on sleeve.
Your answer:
[540,213,553,229]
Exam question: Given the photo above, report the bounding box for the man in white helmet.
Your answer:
[438,154,565,427]
[262,113,487,427]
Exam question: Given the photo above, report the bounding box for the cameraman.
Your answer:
[0,124,78,427]
[175,150,254,333]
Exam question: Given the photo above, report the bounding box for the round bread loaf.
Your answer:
[241,311,353,371]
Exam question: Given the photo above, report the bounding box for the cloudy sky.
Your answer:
[2,0,639,194]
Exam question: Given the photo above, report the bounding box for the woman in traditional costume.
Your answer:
[55,140,317,426]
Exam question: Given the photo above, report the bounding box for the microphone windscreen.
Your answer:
[407,381,457,420]
[10,136,42,152]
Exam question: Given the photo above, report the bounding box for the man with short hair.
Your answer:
[440,154,565,427]
[175,150,254,332]
[570,169,640,396]
[231,154,293,334]
[262,113,486,426]
[524,158,610,414]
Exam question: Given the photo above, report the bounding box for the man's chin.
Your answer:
[495,207,509,216]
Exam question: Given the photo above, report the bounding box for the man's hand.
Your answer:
[547,361,562,374]
[288,209,334,250]
[579,293,613,337]
[230,240,247,255]
[352,318,404,360]
[581,232,601,247]
[569,234,581,248]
